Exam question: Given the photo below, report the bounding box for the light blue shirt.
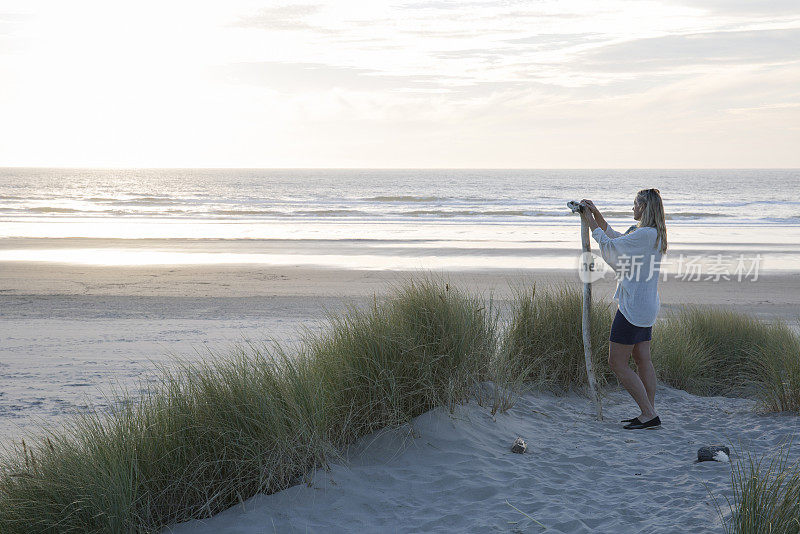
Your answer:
[591,224,662,327]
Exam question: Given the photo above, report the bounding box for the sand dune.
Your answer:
[164,385,798,534]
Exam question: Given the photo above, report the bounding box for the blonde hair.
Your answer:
[636,188,668,253]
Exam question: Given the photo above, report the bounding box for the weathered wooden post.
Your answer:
[567,201,603,421]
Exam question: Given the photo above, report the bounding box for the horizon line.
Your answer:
[2,166,799,171]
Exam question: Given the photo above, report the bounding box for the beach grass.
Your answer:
[499,286,800,413]
[652,306,800,409]
[753,326,800,413]
[718,443,800,534]
[0,277,498,534]
[0,277,798,533]
[500,283,616,392]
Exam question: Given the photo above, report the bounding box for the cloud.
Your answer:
[580,28,800,72]
[232,4,325,31]
[216,61,450,92]
[430,32,608,62]
[670,0,800,16]
[399,1,583,18]
[0,11,30,53]
[0,11,31,34]
[399,1,501,9]
[0,13,30,23]
[431,47,520,61]
[503,33,606,46]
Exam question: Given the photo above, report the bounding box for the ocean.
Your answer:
[2,168,800,224]
[1,168,799,270]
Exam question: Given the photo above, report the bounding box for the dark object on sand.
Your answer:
[511,437,527,454]
[697,445,730,462]
[624,416,661,430]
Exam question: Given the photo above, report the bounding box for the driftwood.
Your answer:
[567,201,604,421]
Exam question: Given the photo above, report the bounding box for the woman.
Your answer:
[581,189,668,430]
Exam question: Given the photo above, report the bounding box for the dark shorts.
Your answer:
[609,309,652,345]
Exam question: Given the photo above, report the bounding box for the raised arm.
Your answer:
[591,226,649,270]
[581,199,624,238]
[581,199,608,231]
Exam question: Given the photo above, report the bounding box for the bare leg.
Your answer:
[632,341,656,409]
[608,342,656,420]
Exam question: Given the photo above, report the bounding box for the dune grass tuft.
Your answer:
[0,277,497,534]
[501,285,800,413]
[500,283,616,392]
[717,443,800,534]
[753,326,800,413]
[305,277,498,438]
[652,306,800,409]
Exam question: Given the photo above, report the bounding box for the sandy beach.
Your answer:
[2,260,799,445]
[4,259,800,310]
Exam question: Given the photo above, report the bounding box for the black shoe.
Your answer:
[624,416,661,430]
[621,417,640,423]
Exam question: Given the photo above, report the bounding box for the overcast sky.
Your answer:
[0,0,798,168]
